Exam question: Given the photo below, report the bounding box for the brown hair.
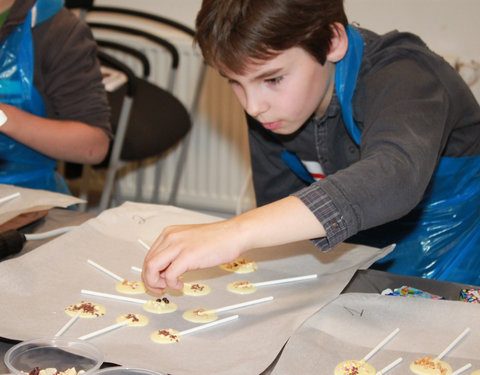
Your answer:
[195,0,348,74]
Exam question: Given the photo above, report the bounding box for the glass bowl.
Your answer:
[4,337,103,375]
[95,367,165,375]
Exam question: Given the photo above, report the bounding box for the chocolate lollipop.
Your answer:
[410,328,470,375]
[334,328,400,375]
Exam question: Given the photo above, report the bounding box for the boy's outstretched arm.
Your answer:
[142,195,325,294]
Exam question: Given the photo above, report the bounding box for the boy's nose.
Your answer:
[245,95,268,118]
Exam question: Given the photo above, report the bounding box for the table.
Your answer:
[0,208,96,373]
[0,208,476,374]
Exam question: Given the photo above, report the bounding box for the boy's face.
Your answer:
[221,47,336,135]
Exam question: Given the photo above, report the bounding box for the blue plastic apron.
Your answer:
[0,0,70,194]
[285,26,480,285]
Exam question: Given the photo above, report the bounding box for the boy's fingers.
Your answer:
[143,242,187,291]
[146,284,166,296]
[163,259,189,290]
[141,267,163,292]
[142,255,169,291]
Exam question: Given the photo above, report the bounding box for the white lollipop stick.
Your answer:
[87,259,124,282]
[0,192,20,205]
[137,239,150,250]
[437,327,471,360]
[178,315,239,336]
[204,296,274,314]
[376,357,403,375]
[81,289,147,304]
[54,311,81,337]
[131,266,142,272]
[78,321,128,340]
[253,274,317,287]
[451,363,472,375]
[362,328,400,362]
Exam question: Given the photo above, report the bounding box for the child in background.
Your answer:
[0,0,111,193]
[142,0,480,293]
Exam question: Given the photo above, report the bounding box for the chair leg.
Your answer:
[135,161,144,202]
[113,171,123,207]
[78,164,92,212]
[152,156,165,203]
[167,130,191,205]
[168,63,207,206]
[99,96,134,212]
[98,164,117,212]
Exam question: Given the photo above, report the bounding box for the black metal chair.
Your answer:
[65,2,205,211]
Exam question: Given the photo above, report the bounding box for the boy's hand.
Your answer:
[141,220,244,294]
[141,197,326,295]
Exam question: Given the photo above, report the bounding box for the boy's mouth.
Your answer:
[261,121,281,131]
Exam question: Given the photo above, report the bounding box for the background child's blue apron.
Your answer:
[0,0,70,194]
[285,26,480,285]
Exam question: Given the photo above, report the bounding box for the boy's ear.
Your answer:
[326,23,348,63]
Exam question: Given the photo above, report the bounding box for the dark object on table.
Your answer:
[0,230,26,260]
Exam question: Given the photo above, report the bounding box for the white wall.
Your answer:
[344,0,480,61]
[97,0,480,60]
[95,0,200,28]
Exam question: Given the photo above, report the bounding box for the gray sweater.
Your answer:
[247,27,480,250]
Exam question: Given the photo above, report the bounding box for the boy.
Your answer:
[0,0,111,193]
[142,0,480,294]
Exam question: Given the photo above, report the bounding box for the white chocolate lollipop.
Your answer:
[182,296,273,323]
[220,258,258,273]
[227,274,317,294]
[227,281,256,294]
[116,313,149,327]
[183,282,212,296]
[151,329,180,343]
[65,301,105,318]
[410,328,471,375]
[334,328,400,375]
[143,297,178,314]
[80,289,177,314]
[151,315,239,344]
[410,357,453,375]
[182,308,218,323]
[115,280,146,294]
[334,360,375,375]
[87,259,145,294]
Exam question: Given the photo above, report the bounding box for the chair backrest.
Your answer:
[97,39,151,79]
[64,3,205,209]
[83,6,207,204]
[79,5,206,117]
[88,22,180,91]
[87,5,195,38]
[88,23,191,161]
[64,0,93,8]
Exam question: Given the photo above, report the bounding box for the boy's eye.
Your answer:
[266,76,283,85]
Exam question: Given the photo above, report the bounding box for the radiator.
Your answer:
[91,27,256,215]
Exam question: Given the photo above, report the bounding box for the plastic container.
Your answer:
[4,337,103,375]
[95,367,165,375]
